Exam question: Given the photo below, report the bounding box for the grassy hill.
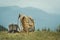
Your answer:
[0,31,60,40]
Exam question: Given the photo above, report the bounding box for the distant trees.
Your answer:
[37,27,51,32]
[56,25,60,32]
[47,28,50,32]
[42,28,50,32]
[37,29,40,31]
[0,25,8,31]
[37,24,60,32]
[42,28,47,31]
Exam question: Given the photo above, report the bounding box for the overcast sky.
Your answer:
[0,0,60,14]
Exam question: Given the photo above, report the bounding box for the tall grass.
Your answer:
[0,31,60,40]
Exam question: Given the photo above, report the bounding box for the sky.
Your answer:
[0,0,60,14]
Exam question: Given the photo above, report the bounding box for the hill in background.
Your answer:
[0,6,60,31]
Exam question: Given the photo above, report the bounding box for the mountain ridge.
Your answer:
[0,6,60,31]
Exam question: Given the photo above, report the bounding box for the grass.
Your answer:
[0,31,60,40]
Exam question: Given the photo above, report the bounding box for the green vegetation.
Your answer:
[0,25,8,31]
[0,31,60,40]
[37,29,40,31]
[56,25,60,32]
[42,28,51,32]
[42,28,47,31]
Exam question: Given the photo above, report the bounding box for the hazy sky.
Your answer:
[0,0,60,14]
[0,0,60,31]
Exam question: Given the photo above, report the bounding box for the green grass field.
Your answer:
[0,31,60,40]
